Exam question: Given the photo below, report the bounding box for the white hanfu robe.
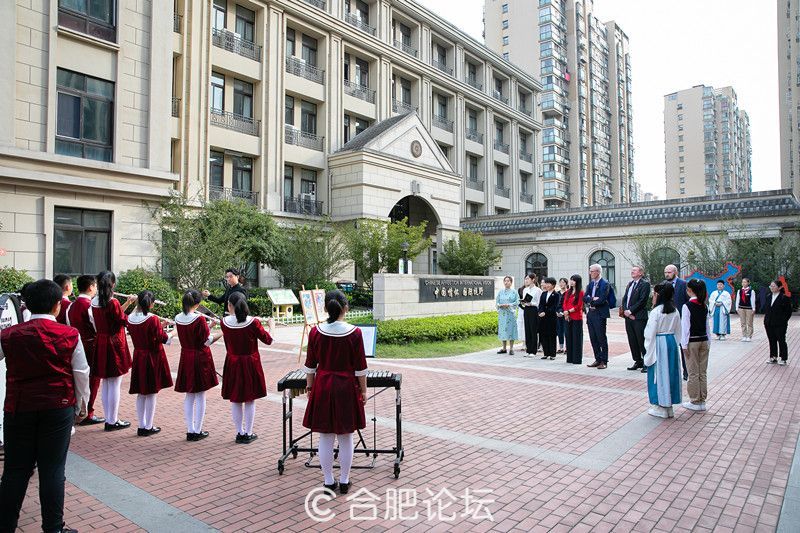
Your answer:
[643,305,683,418]
[708,289,732,335]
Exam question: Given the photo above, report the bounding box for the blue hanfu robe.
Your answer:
[496,288,519,341]
[708,289,732,335]
[644,305,683,416]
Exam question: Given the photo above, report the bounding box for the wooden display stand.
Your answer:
[297,286,331,362]
[267,289,299,322]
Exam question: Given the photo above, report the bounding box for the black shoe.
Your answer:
[627,364,642,371]
[235,433,245,443]
[138,427,161,436]
[540,355,549,360]
[339,481,351,494]
[549,356,556,360]
[187,432,195,441]
[194,431,209,441]
[497,349,507,354]
[238,433,258,444]
[640,367,647,373]
[60,526,78,533]
[323,482,339,494]
[79,415,105,426]
[104,420,131,431]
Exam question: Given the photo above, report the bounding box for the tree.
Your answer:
[272,221,349,289]
[385,217,431,274]
[438,231,502,275]
[152,194,286,290]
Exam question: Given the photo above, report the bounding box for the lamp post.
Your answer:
[401,242,409,274]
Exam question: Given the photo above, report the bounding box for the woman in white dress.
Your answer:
[643,282,683,418]
[707,280,732,340]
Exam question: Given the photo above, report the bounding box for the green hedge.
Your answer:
[368,311,499,345]
[0,267,34,294]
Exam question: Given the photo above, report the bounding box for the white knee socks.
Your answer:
[184,392,207,433]
[243,401,256,435]
[102,376,122,424]
[317,432,355,485]
[136,394,157,429]
[231,402,244,434]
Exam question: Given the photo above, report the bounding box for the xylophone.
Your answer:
[276,369,404,478]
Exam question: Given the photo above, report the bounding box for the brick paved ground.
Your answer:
[4,314,799,532]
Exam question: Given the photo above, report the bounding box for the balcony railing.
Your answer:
[171,97,180,118]
[466,77,483,91]
[211,28,262,62]
[343,79,376,103]
[173,13,182,33]
[284,195,324,216]
[284,125,324,151]
[209,185,258,205]
[520,192,534,204]
[466,178,484,192]
[544,188,569,200]
[494,141,509,154]
[432,115,454,133]
[210,109,260,136]
[285,57,325,84]
[392,99,415,114]
[302,0,326,9]
[344,13,376,36]
[519,150,533,163]
[495,186,510,198]
[432,59,453,76]
[465,128,483,144]
[518,106,533,117]
[492,90,509,105]
[393,40,418,57]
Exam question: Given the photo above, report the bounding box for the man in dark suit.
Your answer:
[538,277,560,360]
[764,279,793,365]
[584,264,611,369]
[664,264,689,380]
[622,266,651,372]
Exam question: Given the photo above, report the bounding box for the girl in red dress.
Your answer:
[127,291,174,436]
[303,290,368,495]
[90,271,137,431]
[220,292,274,444]
[174,289,222,442]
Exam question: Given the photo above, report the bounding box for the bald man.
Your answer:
[664,264,689,380]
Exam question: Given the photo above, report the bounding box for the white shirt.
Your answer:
[772,293,780,305]
[643,305,683,366]
[0,314,91,415]
[626,279,640,307]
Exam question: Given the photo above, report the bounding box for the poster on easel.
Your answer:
[312,288,328,323]
[299,290,318,325]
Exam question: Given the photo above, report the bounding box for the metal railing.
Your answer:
[171,97,180,118]
[431,59,453,76]
[518,106,533,116]
[211,28,262,62]
[432,115,454,132]
[465,128,483,144]
[466,77,483,91]
[285,57,325,84]
[520,192,534,204]
[393,39,418,57]
[392,99,415,114]
[519,150,533,163]
[284,125,324,151]
[495,186,510,198]
[284,195,324,216]
[344,13,376,36]
[343,79,376,103]
[466,179,484,192]
[173,13,182,33]
[302,0,326,9]
[492,91,509,105]
[209,185,258,205]
[494,140,509,154]
[210,109,260,136]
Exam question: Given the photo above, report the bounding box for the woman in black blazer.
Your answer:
[764,280,793,365]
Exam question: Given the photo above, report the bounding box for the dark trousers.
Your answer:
[523,307,539,354]
[556,317,566,346]
[0,406,74,533]
[540,329,557,358]
[87,375,101,418]
[766,324,789,360]
[587,311,608,363]
[625,317,647,365]
[566,319,584,364]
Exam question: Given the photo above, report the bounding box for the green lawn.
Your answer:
[375,334,499,359]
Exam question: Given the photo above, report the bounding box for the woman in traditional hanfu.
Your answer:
[643,282,683,419]
[707,280,732,340]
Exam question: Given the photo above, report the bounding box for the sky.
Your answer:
[417,0,780,197]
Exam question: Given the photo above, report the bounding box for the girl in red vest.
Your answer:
[174,289,222,441]
[219,292,274,444]
[127,291,174,436]
[90,271,137,431]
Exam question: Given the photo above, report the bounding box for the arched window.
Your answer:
[589,250,616,291]
[652,247,681,279]
[525,253,548,282]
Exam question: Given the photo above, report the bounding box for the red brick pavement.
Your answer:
[3,315,798,532]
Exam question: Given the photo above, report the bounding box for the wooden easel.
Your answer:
[297,285,318,362]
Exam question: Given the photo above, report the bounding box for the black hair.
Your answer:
[526,273,539,287]
[774,279,786,294]
[226,267,245,287]
[96,271,116,307]
[182,289,203,314]
[19,281,33,301]
[503,275,513,283]
[53,274,72,292]
[717,279,725,286]
[742,277,750,284]
[76,275,96,294]
[656,282,676,314]
[24,279,63,314]
[569,274,583,305]
[325,290,348,324]
[543,277,557,287]
[687,278,707,309]
[559,277,568,287]
[137,290,155,316]
[228,291,250,323]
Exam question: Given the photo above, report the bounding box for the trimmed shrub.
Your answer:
[347,288,373,309]
[373,311,498,345]
[0,267,34,294]
[116,268,181,317]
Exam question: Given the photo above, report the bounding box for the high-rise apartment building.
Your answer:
[664,85,752,199]
[0,0,542,280]
[484,0,637,208]
[779,0,800,198]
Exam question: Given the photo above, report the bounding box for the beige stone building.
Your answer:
[484,0,638,208]
[0,0,542,282]
[778,0,800,198]
[664,85,752,199]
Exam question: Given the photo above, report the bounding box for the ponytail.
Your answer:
[228,291,249,323]
[137,290,155,316]
[182,289,202,314]
[324,289,348,324]
[687,278,707,309]
[96,271,116,307]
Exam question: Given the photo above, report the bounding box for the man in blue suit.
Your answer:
[584,263,611,369]
[664,264,689,380]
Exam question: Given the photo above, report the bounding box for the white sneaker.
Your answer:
[682,402,706,411]
[779,359,788,366]
[648,406,670,418]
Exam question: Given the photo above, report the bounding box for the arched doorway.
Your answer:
[652,247,681,280]
[389,195,441,274]
[524,253,548,282]
[590,249,616,291]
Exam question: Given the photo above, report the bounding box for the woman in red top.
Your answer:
[90,271,137,431]
[174,289,222,442]
[127,291,174,436]
[220,292,274,444]
[562,274,585,365]
[303,290,368,495]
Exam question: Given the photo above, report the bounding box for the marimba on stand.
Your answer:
[276,369,404,478]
